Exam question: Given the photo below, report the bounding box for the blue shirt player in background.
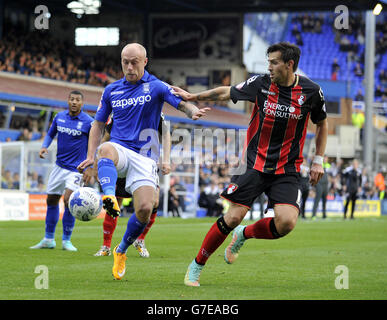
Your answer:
[77,43,210,280]
[30,90,94,251]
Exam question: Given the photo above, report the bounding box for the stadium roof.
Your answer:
[3,0,383,15]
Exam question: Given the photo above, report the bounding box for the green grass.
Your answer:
[0,216,386,300]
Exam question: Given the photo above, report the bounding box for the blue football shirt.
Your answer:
[46,110,94,172]
[95,70,182,161]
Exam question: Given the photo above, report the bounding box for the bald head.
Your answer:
[121,43,147,59]
[121,43,148,83]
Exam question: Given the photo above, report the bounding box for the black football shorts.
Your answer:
[220,168,301,210]
[115,177,132,198]
[115,177,160,199]
[98,177,132,198]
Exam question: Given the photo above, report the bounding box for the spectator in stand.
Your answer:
[295,33,304,46]
[357,30,365,45]
[355,89,364,101]
[26,171,39,191]
[37,175,45,193]
[199,167,211,186]
[12,172,20,189]
[291,24,301,37]
[354,63,364,77]
[332,174,344,198]
[168,185,181,217]
[301,16,309,32]
[360,167,370,190]
[311,156,330,219]
[17,128,32,141]
[379,69,387,85]
[1,169,13,189]
[171,176,187,212]
[374,168,385,200]
[331,58,340,75]
[360,181,372,199]
[314,20,322,34]
[342,159,362,219]
[351,107,365,143]
[339,36,351,51]
[217,164,228,184]
[198,179,223,217]
[375,85,383,98]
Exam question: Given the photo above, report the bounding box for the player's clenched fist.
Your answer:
[39,148,48,159]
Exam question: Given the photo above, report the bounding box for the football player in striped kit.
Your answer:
[173,42,328,287]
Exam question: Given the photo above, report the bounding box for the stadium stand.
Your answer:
[0,20,121,87]
[0,9,386,218]
[284,12,387,102]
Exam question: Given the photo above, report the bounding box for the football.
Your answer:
[69,187,103,221]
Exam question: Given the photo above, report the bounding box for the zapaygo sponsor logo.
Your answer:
[263,100,303,119]
[112,95,152,108]
[57,126,82,136]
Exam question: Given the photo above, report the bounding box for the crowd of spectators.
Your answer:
[289,12,387,104]
[331,13,387,102]
[354,69,387,105]
[165,156,386,218]
[291,13,324,34]
[0,21,121,87]
[290,13,324,48]
[1,168,45,192]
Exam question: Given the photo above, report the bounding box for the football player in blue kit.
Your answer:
[77,43,210,280]
[30,90,94,251]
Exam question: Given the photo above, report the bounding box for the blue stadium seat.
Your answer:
[31,132,42,141]
[0,129,21,142]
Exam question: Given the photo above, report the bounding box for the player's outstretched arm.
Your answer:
[172,86,231,102]
[177,100,210,120]
[77,120,105,173]
[310,118,328,186]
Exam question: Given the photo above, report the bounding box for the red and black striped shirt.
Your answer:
[231,74,326,175]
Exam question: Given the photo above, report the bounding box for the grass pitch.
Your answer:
[0,216,386,300]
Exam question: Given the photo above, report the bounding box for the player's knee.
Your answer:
[224,205,248,228]
[282,219,297,235]
[97,143,117,163]
[136,202,154,217]
[153,197,159,209]
[276,214,298,236]
[225,215,243,229]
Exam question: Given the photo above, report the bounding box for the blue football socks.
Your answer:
[62,206,75,241]
[116,214,147,253]
[45,205,59,239]
[98,158,117,195]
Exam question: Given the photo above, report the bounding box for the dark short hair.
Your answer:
[68,90,83,99]
[267,42,301,72]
